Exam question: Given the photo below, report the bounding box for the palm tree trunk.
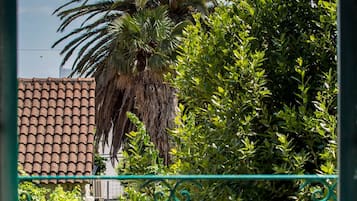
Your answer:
[98,70,176,164]
[133,70,177,164]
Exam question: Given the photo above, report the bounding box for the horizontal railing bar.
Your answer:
[18,174,338,181]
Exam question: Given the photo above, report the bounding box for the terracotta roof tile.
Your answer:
[57,98,65,108]
[34,153,42,163]
[30,116,38,125]
[50,82,58,90]
[77,163,85,173]
[60,153,69,162]
[48,99,56,108]
[26,144,35,154]
[68,163,77,174]
[72,116,80,126]
[44,134,53,144]
[57,89,66,100]
[24,90,33,99]
[89,116,95,125]
[43,144,52,153]
[72,125,80,134]
[55,116,64,126]
[51,163,59,173]
[62,134,71,144]
[37,125,46,135]
[18,78,95,184]
[33,163,42,174]
[61,144,70,153]
[65,90,73,99]
[42,82,49,90]
[33,90,41,100]
[81,90,89,99]
[24,163,32,173]
[73,98,81,108]
[78,144,87,154]
[36,134,45,144]
[52,153,60,164]
[46,125,55,135]
[63,116,72,125]
[70,144,78,152]
[89,106,95,116]
[72,107,80,116]
[63,125,71,135]
[54,125,62,135]
[70,134,79,144]
[18,144,26,154]
[80,125,88,134]
[79,134,87,143]
[74,89,82,98]
[35,144,43,154]
[41,90,49,100]
[19,134,27,144]
[85,163,92,174]
[27,134,36,144]
[73,82,81,90]
[86,152,93,163]
[46,116,55,126]
[25,153,34,163]
[24,99,32,108]
[64,107,72,116]
[80,107,89,116]
[31,108,40,118]
[49,90,57,99]
[18,99,24,108]
[22,107,31,117]
[42,162,51,174]
[40,99,48,108]
[69,153,77,163]
[18,154,25,164]
[53,144,61,153]
[55,107,64,117]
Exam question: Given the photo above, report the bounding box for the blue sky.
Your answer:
[18,0,73,78]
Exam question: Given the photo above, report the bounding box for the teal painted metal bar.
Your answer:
[18,174,337,181]
[18,175,338,201]
[0,0,18,201]
[338,0,357,200]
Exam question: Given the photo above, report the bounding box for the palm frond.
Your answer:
[54,0,216,163]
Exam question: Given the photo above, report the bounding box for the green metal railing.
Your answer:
[18,174,337,201]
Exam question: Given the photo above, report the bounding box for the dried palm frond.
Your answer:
[54,0,216,163]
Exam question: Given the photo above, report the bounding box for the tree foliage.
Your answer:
[18,182,82,201]
[117,0,337,200]
[168,0,337,200]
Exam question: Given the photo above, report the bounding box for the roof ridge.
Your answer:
[18,77,95,83]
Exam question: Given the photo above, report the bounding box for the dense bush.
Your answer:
[169,0,337,200]
[18,182,82,201]
[117,112,168,201]
[117,0,337,200]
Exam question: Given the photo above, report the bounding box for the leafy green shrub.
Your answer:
[117,112,166,176]
[18,182,82,201]
[117,112,167,200]
[94,153,107,175]
[167,0,337,200]
[117,0,337,200]
[19,182,49,201]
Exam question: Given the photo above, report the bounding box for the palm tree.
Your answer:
[53,0,216,164]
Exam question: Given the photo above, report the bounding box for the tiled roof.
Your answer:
[18,78,96,183]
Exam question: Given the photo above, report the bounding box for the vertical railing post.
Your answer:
[338,0,357,200]
[0,0,18,201]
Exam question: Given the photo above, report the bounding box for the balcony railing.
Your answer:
[18,174,337,201]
